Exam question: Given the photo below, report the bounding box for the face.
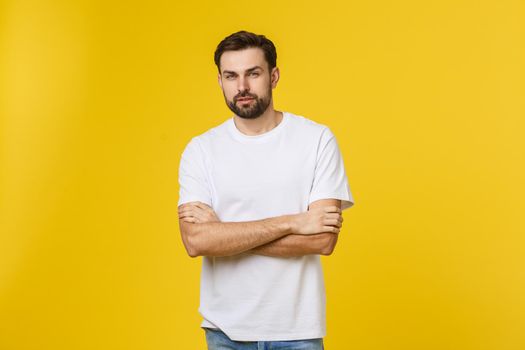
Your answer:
[218,47,279,119]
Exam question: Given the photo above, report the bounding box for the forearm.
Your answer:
[184,214,294,257]
[179,200,343,258]
[248,232,339,257]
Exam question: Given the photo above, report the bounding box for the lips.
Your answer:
[237,98,254,102]
[237,98,254,104]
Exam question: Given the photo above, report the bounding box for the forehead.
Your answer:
[220,47,267,73]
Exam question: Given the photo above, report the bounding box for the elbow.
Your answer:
[180,222,203,258]
[182,228,218,258]
[320,233,338,256]
[320,245,335,256]
[188,251,200,258]
[186,243,200,258]
[181,237,198,257]
[185,234,204,258]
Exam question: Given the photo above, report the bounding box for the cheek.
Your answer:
[256,78,272,92]
[222,84,237,98]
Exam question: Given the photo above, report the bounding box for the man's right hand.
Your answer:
[290,206,343,235]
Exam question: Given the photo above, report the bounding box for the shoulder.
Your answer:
[285,111,333,140]
[182,117,230,152]
[194,117,231,146]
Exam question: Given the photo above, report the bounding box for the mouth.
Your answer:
[237,98,254,103]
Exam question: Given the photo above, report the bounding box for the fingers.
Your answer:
[179,201,202,212]
[325,213,343,221]
[179,206,200,216]
[179,202,207,215]
[322,226,340,233]
[323,211,343,230]
[179,202,215,215]
[323,212,343,227]
[179,201,219,223]
[323,206,341,214]
[178,208,194,218]
[301,206,343,235]
[180,210,207,223]
[324,218,342,228]
[179,204,203,221]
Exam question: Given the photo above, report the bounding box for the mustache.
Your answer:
[235,92,257,100]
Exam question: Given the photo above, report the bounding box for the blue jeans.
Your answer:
[204,327,324,350]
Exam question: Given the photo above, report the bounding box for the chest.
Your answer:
[206,141,317,219]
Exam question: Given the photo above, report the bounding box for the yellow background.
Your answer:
[1,0,524,349]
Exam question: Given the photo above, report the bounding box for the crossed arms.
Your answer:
[178,199,344,258]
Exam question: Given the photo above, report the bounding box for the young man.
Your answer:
[177,30,355,349]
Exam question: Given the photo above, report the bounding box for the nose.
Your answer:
[237,76,250,93]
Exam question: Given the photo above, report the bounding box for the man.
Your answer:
[177,30,355,349]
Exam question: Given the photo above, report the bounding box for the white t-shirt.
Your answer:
[177,111,355,341]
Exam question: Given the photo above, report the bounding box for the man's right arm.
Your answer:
[178,204,342,258]
[179,215,294,258]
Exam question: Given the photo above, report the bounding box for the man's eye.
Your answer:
[250,72,259,76]
[225,75,234,79]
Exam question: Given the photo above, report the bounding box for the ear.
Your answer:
[218,73,223,89]
[270,67,280,89]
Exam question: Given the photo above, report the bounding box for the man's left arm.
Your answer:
[179,199,343,257]
[248,199,341,257]
[259,126,354,257]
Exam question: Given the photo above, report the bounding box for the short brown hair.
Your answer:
[214,30,277,74]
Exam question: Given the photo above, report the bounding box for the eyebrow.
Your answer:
[222,66,264,75]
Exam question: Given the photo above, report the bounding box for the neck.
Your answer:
[233,107,283,136]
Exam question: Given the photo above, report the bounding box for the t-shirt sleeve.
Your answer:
[177,137,213,207]
[308,127,355,211]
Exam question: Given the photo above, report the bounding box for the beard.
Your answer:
[224,85,272,120]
